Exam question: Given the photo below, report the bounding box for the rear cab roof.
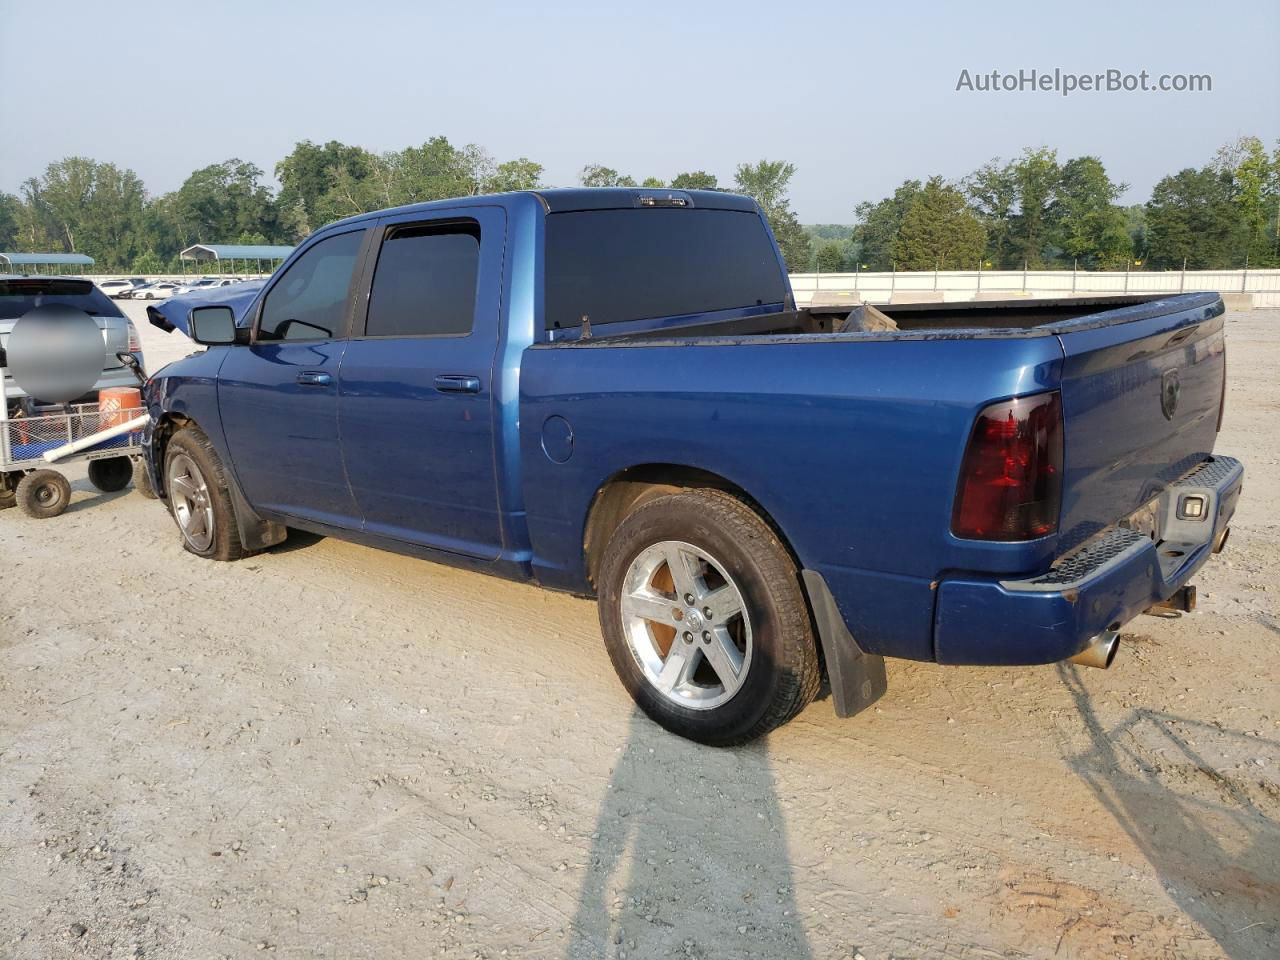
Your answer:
[324,188,759,230]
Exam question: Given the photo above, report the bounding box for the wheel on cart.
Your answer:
[132,457,158,499]
[15,469,72,519]
[87,456,133,492]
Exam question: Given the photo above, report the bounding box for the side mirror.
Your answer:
[115,351,147,384]
[188,305,238,345]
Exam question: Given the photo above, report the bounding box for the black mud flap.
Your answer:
[801,570,889,718]
[227,478,288,552]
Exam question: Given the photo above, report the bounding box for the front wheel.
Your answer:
[596,489,820,746]
[163,425,246,561]
[133,457,158,499]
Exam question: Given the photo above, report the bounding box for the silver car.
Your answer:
[0,276,146,403]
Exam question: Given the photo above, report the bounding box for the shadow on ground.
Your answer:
[1059,663,1279,957]
[567,711,812,959]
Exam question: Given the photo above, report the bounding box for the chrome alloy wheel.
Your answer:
[166,451,214,552]
[620,540,753,710]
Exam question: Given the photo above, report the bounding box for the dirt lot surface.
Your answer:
[2,303,1277,960]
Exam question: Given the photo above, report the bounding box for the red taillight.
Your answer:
[951,392,1063,541]
[127,321,141,353]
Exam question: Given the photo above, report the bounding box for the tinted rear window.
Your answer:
[544,208,786,330]
[0,279,123,320]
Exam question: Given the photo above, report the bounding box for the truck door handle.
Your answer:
[296,371,332,386]
[434,375,481,394]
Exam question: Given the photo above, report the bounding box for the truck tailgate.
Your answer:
[1055,295,1226,546]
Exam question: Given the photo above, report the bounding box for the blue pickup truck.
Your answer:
[142,187,1242,745]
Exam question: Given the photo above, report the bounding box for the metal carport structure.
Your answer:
[0,252,95,275]
[179,243,294,277]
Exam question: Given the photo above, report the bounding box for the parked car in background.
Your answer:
[131,281,181,300]
[98,277,148,299]
[1,275,145,403]
[173,277,240,295]
[141,188,1242,746]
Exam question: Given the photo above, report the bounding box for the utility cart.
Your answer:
[1,355,151,519]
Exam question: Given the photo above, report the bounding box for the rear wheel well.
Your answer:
[583,464,796,589]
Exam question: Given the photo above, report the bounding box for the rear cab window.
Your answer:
[544,207,786,333]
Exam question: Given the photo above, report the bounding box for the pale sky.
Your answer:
[1,0,1276,223]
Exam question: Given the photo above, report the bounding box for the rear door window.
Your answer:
[364,222,480,338]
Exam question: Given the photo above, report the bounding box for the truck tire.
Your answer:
[87,456,133,492]
[132,457,158,499]
[163,425,246,561]
[15,469,72,519]
[596,489,820,746]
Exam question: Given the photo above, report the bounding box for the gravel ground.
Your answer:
[1,303,1276,960]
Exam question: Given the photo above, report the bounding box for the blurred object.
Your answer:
[6,304,105,403]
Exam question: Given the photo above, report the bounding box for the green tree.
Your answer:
[1213,135,1278,265]
[965,160,1018,268]
[965,148,1062,267]
[276,140,372,234]
[485,158,544,193]
[851,180,921,269]
[169,159,279,247]
[1144,167,1244,268]
[18,157,149,269]
[733,160,811,270]
[814,240,847,272]
[671,171,718,190]
[1123,205,1148,263]
[0,192,23,250]
[130,250,166,274]
[580,164,637,187]
[1051,156,1130,268]
[890,176,986,270]
[1009,147,1061,268]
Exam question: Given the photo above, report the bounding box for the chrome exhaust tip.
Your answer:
[1068,630,1120,669]
[1213,526,1231,554]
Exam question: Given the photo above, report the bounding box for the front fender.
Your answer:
[144,351,286,553]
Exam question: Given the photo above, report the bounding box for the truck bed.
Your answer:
[523,289,1227,663]
[568,293,1217,342]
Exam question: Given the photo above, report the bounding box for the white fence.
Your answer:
[61,267,1280,310]
[789,269,1280,308]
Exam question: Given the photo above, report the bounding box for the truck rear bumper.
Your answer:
[933,455,1243,666]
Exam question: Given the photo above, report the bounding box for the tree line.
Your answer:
[812,136,1279,274]
[0,134,1275,274]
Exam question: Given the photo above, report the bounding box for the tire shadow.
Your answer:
[62,478,134,514]
[566,710,812,959]
[1057,663,1280,957]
